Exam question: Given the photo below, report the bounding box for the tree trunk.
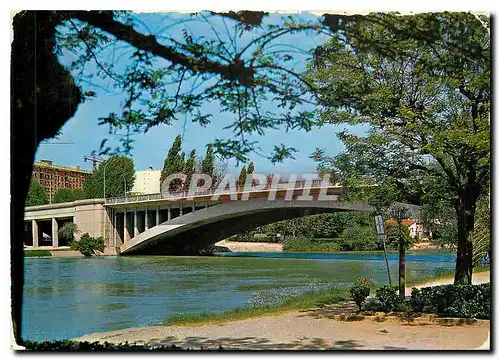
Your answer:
[11,11,82,343]
[398,228,406,301]
[454,188,478,285]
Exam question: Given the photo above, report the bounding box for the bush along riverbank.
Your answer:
[358,282,490,320]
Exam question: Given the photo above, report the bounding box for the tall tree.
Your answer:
[388,205,412,301]
[160,135,185,193]
[184,149,197,191]
[472,192,490,267]
[10,10,322,341]
[25,180,49,207]
[237,166,247,189]
[52,188,85,203]
[83,156,135,198]
[247,161,255,175]
[308,13,490,284]
[201,144,215,178]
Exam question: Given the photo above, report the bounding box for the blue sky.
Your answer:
[35,12,360,175]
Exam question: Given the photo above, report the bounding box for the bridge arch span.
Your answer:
[120,199,418,255]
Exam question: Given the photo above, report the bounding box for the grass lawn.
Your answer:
[163,287,350,326]
[24,250,52,257]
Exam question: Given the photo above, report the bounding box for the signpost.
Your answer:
[375,214,392,287]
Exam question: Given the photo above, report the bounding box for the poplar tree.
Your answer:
[237,166,247,189]
[160,135,185,192]
[184,149,197,191]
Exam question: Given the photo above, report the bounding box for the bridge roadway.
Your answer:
[23,185,420,255]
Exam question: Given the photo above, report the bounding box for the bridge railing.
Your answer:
[104,179,334,204]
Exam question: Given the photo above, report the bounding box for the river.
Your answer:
[22,250,455,341]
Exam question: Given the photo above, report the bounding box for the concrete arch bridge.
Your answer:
[24,185,419,255]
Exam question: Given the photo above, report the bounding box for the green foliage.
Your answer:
[25,180,48,207]
[22,340,188,351]
[24,250,51,257]
[160,135,185,192]
[61,12,320,163]
[237,166,247,188]
[183,149,197,190]
[338,225,379,251]
[473,193,490,267]
[52,188,85,203]
[256,212,361,241]
[385,224,414,250]
[201,144,215,181]
[83,156,135,198]
[308,13,490,284]
[58,222,79,243]
[70,233,104,256]
[350,278,372,311]
[282,237,340,252]
[247,161,255,174]
[410,283,490,319]
[375,286,401,312]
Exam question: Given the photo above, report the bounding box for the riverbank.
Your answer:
[76,271,490,349]
[215,240,283,252]
[214,241,443,253]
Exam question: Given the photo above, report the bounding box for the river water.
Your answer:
[22,250,455,341]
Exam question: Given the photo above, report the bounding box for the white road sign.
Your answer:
[375,215,385,235]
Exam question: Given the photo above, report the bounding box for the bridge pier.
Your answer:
[32,220,38,248]
[145,207,149,230]
[123,210,130,242]
[167,206,171,221]
[156,207,160,226]
[134,210,139,237]
[51,218,59,248]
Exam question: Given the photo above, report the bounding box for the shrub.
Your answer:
[362,297,383,311]
[375,286,401,312]
[283,237,339,252]
[70,233,105,257]
[59,222,79,243]
[350,278,372,311]
[338,226,379,251]
[410,283,490,319]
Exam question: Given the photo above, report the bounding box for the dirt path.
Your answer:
[76,311,489,350]
[75,271,490,350]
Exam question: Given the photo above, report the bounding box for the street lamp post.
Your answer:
[122,175,127,196]
[103,159,112,199]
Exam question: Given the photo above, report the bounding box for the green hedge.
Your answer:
[24,250,52,257]
[410,283,490,319]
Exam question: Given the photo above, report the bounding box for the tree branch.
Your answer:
[70,11,255,86]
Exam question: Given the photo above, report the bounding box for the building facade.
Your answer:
[385,218,429,239]
[32,160,93,202]
[131,168,161,195]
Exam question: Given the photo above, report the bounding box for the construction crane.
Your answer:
[83,154,104,172]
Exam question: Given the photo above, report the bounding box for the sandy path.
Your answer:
[76,312,489,350]
[215,240,283,252]
[76,272,490,350]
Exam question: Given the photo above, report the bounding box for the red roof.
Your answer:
[385,219,416,227]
